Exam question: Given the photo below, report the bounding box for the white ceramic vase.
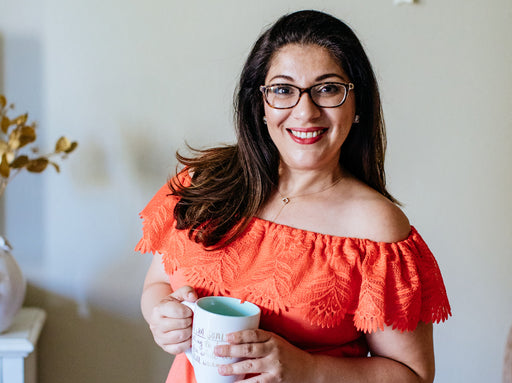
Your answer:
[0,236,26,333]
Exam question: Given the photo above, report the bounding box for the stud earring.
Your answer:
[353,115,360,123]
[263,116,267,124]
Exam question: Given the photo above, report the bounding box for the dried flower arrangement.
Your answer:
[0,94,77,198]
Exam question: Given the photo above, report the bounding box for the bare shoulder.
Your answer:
[339,178,411,243]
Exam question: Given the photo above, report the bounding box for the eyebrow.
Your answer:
[267,73,347,83]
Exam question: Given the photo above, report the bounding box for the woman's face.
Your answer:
[263,44,356,173]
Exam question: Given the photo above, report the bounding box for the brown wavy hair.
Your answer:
[169,10,396,248]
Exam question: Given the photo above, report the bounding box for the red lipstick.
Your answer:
[287,127,328,145]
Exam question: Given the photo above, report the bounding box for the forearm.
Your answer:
[306,354,432,383]
[217,325,434,383]
[306,322,435,383]
[140,281,173,323]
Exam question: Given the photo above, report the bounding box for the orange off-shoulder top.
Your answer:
[136,181,451,383]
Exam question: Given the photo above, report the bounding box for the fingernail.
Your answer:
[188,292,196,300]
[218,365,228,375]
[214,345,225,356]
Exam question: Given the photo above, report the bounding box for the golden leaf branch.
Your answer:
[0,94,78,198]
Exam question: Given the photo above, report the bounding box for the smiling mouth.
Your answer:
[288,128,328,139]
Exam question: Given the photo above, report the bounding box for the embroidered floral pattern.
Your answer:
[135,183,451,333]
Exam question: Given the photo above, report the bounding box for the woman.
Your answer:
[138,10,451,383]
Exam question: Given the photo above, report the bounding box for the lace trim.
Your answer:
[135,184,451,333]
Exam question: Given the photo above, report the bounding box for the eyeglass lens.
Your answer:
[264,83,349,108]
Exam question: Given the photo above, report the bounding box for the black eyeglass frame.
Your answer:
[259,82,355,109]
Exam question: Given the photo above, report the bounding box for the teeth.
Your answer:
[290,130,323,139]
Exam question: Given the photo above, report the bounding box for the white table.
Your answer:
[0,308,46,383]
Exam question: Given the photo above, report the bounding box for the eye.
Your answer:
[268,85,297,97]
[315,83,343,95]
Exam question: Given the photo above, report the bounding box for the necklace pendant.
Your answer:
[281,197,290,204]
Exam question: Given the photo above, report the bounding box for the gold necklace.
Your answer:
[271,175,344,222]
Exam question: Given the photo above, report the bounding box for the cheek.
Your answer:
[264,106,290,128]
[345,95,357,121]
[329,100,356,128]
[263,104,274,122]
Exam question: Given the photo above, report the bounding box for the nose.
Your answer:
[291,92,322,121]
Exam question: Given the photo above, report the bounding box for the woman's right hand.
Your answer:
[148,285,198,355]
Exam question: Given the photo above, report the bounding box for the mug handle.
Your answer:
[181,300,196,366]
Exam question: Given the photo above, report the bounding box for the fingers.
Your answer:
[159,338,192,355]
[153,297,193,320]
[215,331,289,379]
[215,329,272,358]
[153,285,198,319]
[226,329,272,344]
[150,316,192,334]
[148,285,197,355]
[215,340,272,359]
[171,285,198,302]
[149,311,193,355]
[218,358,269,377]
[215,329,274,366]
[151,323,192,345]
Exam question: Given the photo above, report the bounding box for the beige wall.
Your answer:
[1,0,511,382]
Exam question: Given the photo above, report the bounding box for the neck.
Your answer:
[277,165,344,197]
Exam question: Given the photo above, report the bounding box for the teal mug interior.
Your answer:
[197,296,259,317]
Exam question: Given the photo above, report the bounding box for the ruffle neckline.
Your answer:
[251,215,410,244]
[136,184,451,333]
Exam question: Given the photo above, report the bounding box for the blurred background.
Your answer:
[0,0,511,382]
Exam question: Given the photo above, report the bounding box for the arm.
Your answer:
[140,252,197,354]
[215,321,435,383]
[309,322,435,383]
[215,200,433,382]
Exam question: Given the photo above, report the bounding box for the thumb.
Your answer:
[170,285,198,303]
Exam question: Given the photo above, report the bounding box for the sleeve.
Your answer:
[134,183,180,255]
[353,227,451,333]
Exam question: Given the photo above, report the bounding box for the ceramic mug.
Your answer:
[182,296,261,383]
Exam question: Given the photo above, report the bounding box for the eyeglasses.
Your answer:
[259,82,354,109]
